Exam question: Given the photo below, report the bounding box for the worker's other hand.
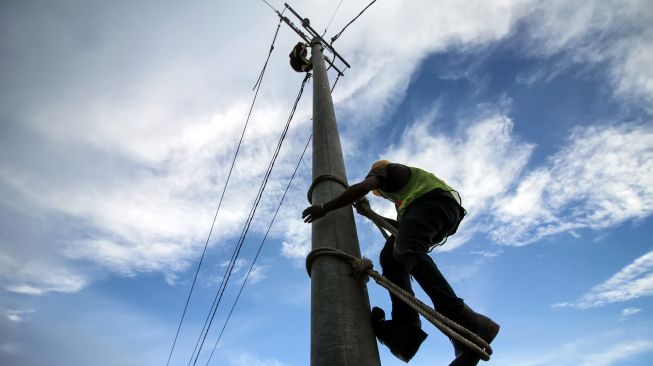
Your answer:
[353,198,370,216]
[302,205,326,223]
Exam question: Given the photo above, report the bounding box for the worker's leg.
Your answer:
[379,235,419,326]
[394,193,499,364]
[394,193,465,315]
[372,235,427,362]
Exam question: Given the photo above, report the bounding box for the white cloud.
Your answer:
[495,337,653,366]
[242,264,267,285]
[280,217,312,260]
[522,0,653,106]
[5,309,35,323]
[619,307,641,321]
[470,250,503,258]
[229,351,288,366]
[0,343,19,354]
[223,259,247,275]
[0,252,87,295]
[555,250,653,308]
[581,339,653,366]
[493,123,653,245]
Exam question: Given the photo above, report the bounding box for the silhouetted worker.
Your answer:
[289,42,312,72]
[302,160,499,365]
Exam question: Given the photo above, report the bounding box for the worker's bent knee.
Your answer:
[379,235,396,268]
[392,247,418,273]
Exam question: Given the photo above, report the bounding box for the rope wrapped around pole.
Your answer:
[305,247,492,361]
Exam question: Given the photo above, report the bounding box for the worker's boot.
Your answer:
[447,305,499,366]
[370,306,428,362]
[450,304,499,352]
[448,339,481,366]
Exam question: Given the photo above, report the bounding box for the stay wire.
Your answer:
[165,20,282,366]
[331,0,378,44]
[204,132,312,366]
[190,74,312,366]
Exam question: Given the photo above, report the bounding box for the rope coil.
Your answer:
[305,247,492,361]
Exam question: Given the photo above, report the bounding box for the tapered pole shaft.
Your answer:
[309,38,381,366]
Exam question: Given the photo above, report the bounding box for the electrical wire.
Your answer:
[322,0,345,37]
[331,0,378,44]
[203,72,340,365]
[189,74,312,366]
[254,19,282,91]
[259,0,278,13]
[165,19,283,366]
[204,133,312,366]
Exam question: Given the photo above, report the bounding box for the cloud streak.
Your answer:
[493,123,653,245]
[556,249,653,308]
[581,339,653,366]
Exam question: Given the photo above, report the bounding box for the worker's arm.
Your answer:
[302,175,380,223]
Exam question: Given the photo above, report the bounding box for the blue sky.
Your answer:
[1,1,652,365]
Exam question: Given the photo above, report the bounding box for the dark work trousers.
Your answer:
[379,190,465,325]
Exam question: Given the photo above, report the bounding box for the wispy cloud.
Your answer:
[0,252,88,295]
[5,309,35,323]
[619,307,641,321]
[493,123,653,245]
[581,339,653,366]
[229,351,288,366]
[522,0,653,106]
[470,250,503,258]
[555,249,653,308]
[242,264,267,285]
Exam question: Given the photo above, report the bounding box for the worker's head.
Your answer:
[370,160,391,196]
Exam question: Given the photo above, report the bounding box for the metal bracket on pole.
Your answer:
[279,3,350,76]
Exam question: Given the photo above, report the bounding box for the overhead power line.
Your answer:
[204,133,312,366]
[203,74,341,365]
[165,18,284,366]
[189,74,312,366]
[259,0,279,13]
[331,0,378,44]
[322,0,345,37]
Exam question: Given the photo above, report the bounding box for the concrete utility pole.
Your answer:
[309,39,381,366]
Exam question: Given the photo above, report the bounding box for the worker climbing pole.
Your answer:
[302,160,501,366]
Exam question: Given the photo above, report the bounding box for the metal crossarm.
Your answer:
[283,3,351,71]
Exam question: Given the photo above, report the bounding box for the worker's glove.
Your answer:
[353,198,371,217]
[302,204,326,223]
